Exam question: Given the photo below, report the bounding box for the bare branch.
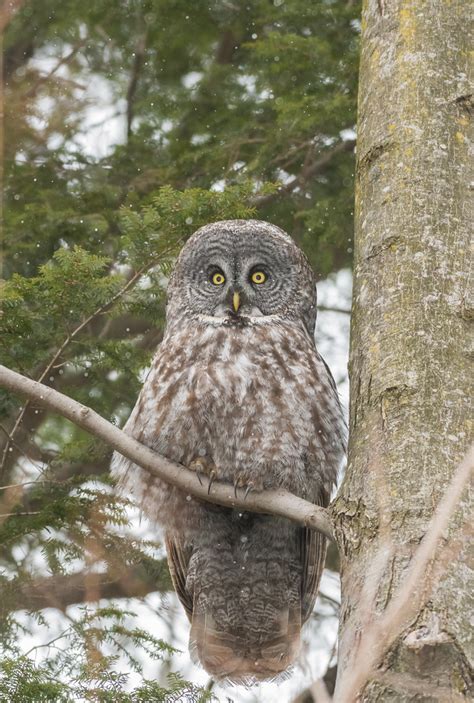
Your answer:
[8,562,171,613]
[0,510,40,518]
[126,30,148,138]
[0,365,335,541]
[24,40,87,98]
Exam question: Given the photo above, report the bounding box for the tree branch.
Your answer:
[252,139,356,208]
[126,30,148,138]
[291,664,337,702]
[6,561,171,613]
[0,264,151,476]
[0,365,335,541]
[24,40,87,98]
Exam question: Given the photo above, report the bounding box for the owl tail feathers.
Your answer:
[189,609,301,685]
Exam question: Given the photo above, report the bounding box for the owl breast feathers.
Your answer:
[112,220,346,684]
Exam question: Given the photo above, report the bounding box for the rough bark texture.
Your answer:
[333,1,472,700]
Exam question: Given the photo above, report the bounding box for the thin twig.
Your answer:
[0,365,335,541]
[126,30,148,138]
[0,422,43,470]
[319,590,340,608]
[25,40,87,98]
[252,139,356,208]
[0,479,62,491]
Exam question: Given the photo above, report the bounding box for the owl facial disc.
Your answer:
[167,219,318,334]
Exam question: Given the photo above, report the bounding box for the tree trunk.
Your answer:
[333,1,472,700]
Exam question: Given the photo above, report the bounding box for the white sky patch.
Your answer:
[232,160,246,172]
[210,178,226,192]
[236,74,258,97]
[316,268,352,412]
[27,46,127,159]
[191,133,211,145]
[160,118,174,133]
[340,127,356,141]
[73,79,127,159]
[182,71,203,89]
[275,167,294,185]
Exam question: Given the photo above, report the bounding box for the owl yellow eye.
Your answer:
[211,271,226,285]
[251,270,267,285]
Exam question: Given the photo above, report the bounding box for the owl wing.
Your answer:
[300,492,328,622]
[300,526,327,622]
[167,525,327,625]
[165,534,193,621]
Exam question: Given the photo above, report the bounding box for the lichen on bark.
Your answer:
[333,1,473,700]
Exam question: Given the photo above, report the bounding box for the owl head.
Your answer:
[166,220,317,333]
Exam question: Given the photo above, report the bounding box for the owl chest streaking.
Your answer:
[112,220,346,684]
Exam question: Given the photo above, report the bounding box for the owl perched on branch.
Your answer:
[112,220,345,684]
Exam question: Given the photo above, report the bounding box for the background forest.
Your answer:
[0,1,360,700]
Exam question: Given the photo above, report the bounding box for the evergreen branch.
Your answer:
[0,459,109,521]
[0,266,147,477]
[251,139,356,208]
[0,365,335,541]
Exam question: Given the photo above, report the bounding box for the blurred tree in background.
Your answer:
[0,0,359,699]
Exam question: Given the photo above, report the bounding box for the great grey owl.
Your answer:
[112,220,345,684]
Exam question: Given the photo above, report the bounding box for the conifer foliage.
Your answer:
[1,1,359,698]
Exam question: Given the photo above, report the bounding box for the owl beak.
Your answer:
[232,291,241,313]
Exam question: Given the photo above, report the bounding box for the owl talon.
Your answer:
[207,476,215,495]
[189,459,217,489]
[191,464,205,486]
[233,479,254,500]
